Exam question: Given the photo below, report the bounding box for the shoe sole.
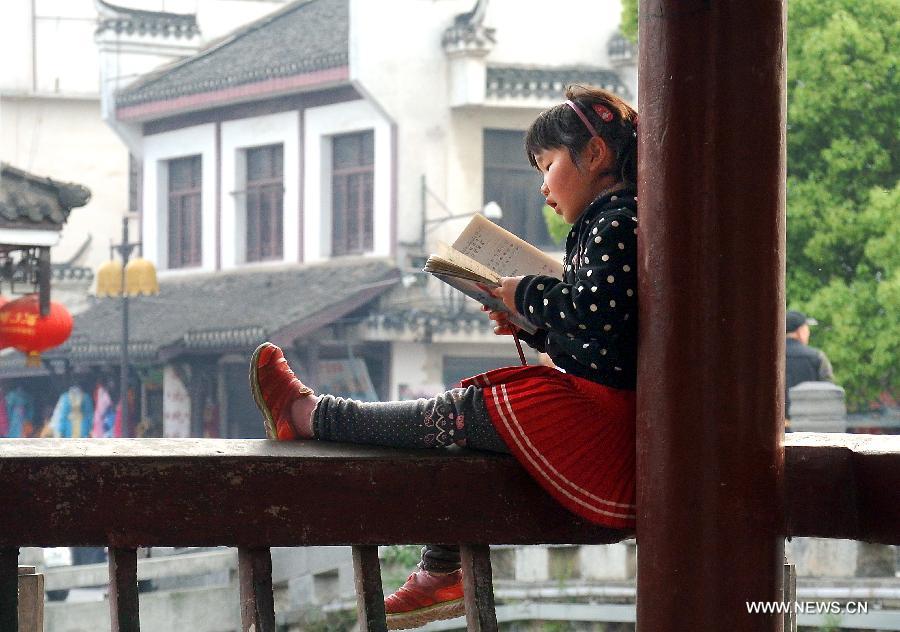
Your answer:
[386,598,465,630]
[249,342,278,440]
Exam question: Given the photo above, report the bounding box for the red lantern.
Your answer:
[0,295,73,366]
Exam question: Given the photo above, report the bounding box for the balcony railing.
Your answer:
[1,433,898,631]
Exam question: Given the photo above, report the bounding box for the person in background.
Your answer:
[5,386,34,438]
[785,309,834,421]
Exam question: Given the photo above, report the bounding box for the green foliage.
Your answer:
[785,0,899,409]
[819,613,842,632]
[293,606,357,632]
[542,205,570,246]
[620,0,638,41]
[381,544,421,568]
[616,0,899,408]
[380,545,421,593]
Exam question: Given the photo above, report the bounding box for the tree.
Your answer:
[785,0,897,409]
[616,0,898,409]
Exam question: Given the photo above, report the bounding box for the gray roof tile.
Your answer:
[0,163,91,227]
[117,0,348,108]
[486,65,631,101]
[52,257,399,362]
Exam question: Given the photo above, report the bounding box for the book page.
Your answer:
[430,244,500,285]
[452,214,563,278]
[430,273,538,334]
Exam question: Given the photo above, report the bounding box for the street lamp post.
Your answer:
[95,215,158,437]
[418,175,503,246]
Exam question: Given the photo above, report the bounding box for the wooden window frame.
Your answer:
[167,156,203,269]
[244,145,284,263]
[331,131,375,257]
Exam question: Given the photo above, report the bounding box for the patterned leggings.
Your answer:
[312,385,510,572]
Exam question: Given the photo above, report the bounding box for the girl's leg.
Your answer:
[251,341,508,452]
[250,342,507,628]
[313,387,509,452]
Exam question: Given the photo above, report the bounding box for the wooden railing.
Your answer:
[1,433,898,631]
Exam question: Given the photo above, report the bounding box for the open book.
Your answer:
[423,214,563,334]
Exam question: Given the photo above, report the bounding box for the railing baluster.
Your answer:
[351,545,387,632]
[238,547,276,632]
[17,566,43,632]
[0,548,17,632]
[108,547,140,632]
[460,544,498,632]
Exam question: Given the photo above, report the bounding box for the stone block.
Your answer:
[514,547,549,582]
[786,538,857,577]
[580,543,632,580]
[789,382,846,432]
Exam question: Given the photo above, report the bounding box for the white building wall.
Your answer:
[0,0,292,280]
[0,96,129,273]
[303,99,393,262]
[0,0,99,97]
[483,0,621,68]
[220,111,301,268]
[142,124,217,274]
[349,0,458,251]
[350,0,632,257]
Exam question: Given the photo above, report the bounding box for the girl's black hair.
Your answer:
[525,84,638,187]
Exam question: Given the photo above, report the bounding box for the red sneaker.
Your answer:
[384,569,465,630]
[249,342,313,440]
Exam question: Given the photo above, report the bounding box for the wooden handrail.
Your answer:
[0,438,628,548]
[2,434,897,547]
[0,433,897,632]
[784,433,900,544]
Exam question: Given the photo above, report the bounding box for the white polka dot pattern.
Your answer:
[511,193,638,389]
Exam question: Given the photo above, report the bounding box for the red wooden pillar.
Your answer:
[636,1,787,631]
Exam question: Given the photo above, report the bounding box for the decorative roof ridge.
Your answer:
[95,0,200,38]
[442,0,495,53]
[96,0,195,22]
[115,0,340,104]
[1,163,92,213]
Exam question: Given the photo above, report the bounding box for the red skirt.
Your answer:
[461,365,636,528]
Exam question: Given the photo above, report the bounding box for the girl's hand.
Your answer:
[492,276,524,313]
[482,305,517,336]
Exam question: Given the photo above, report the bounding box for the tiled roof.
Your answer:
[47,258,399,363]
[0,163,91,227]
[116,0,348,108]
[96,0,199,40]
[486,65,631,101]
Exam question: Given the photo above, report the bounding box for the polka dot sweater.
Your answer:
[514,188,638,390]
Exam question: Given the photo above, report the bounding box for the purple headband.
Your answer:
[565,99,617,138]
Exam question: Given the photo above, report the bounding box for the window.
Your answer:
[167,156,202,268]
[245,144,284,262]
[331,131,374,256]
[483,130,552,248]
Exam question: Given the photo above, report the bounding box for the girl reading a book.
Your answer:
[249,84,638,630]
